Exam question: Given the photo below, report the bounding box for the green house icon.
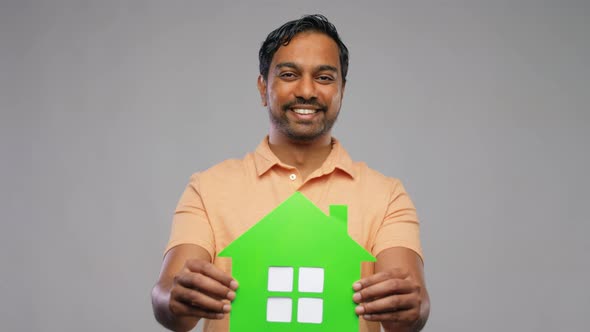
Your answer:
[219,192,376,331]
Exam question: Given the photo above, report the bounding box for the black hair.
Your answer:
[259,14,349,83]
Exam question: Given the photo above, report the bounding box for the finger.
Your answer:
[169,299,226,320]
[186,260,238,290]
[362,307,420,324]
[175,272,236,301]
[353,268,409,291]
[355,293,419,315]
[173,285,231,313]
[353,278,417,303]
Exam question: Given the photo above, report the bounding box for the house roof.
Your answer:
[219,192,375,264]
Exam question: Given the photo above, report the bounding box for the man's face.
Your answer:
[258,32,345,142]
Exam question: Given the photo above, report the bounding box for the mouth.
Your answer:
[291,108,320,115]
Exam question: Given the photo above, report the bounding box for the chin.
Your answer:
[286,130,328,142]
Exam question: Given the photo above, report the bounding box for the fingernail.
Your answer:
[353,282,362,291]
[353,292,361,302]
[230,280,239,290]
[223,304,231,313]
[355,305,364,314]
[227,291,236,301]
[364,314,372,320]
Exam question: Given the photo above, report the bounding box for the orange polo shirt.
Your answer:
[165,137,422,332]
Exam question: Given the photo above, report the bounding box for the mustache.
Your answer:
[281,97,326,111]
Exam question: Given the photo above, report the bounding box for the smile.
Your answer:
[291,108,319,115]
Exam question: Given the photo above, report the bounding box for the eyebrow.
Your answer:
[275,62,300,71]
[317,64,338,73]
[275,62,338,73]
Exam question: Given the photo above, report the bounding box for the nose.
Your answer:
[294,75,317,100]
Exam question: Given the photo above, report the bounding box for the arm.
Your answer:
[151,244,238,332]
[353,247,430,332]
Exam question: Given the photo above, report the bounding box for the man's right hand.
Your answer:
[152,244,237,331]
[168,259,239,320]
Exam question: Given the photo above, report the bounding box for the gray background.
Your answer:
[1,0,588,331]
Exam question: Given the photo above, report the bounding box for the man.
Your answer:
[152,14,430,332]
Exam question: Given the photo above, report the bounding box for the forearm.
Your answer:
[151,282,199,332]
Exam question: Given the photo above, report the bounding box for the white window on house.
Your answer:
[297,298,323,323]
[298,267,324,292]
[266,266,325,324]
[266,297,292,322]
[267,267,293,292]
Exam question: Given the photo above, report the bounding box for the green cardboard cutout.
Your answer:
[219,192,376,331]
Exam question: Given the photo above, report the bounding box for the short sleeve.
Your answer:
[163,173,216,258]
[372,178,423,261]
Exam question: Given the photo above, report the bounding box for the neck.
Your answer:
[268,131,333,179]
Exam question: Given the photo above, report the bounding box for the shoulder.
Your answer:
[187,153,256,187]
[334,140,402,192]
[352,161,403,193]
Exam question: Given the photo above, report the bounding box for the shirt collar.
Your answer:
[253,136,356,179]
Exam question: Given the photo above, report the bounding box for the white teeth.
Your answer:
[292,109,317,115]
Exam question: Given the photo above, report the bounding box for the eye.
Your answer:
[317,75,335,83]
[279,72,297,80]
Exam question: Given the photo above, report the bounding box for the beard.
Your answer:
[268,98,339,142]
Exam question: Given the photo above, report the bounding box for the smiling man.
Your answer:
[152,14,430,332]
[263,32,342,141]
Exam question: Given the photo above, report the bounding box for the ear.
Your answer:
[257,75,268,107]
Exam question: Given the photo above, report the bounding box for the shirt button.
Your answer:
[289,174,297,181]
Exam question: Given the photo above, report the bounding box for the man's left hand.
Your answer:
[353,268,422,331]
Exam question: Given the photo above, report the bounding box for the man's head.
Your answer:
[259,14,349,84]
[258,15,349,143]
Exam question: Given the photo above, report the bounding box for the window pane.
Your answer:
[267,297,292,323]
[268,267,293,292]
[297,298,323,324]
[298,267,324,293]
